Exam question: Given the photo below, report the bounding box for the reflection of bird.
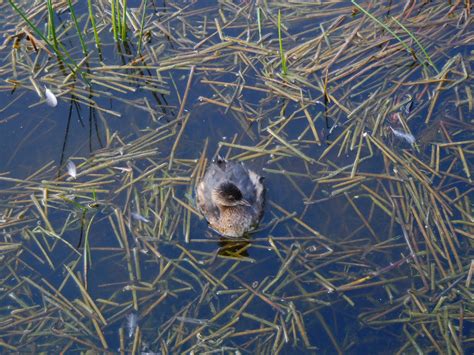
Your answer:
[217,239,251,259]
[196,156,265,238]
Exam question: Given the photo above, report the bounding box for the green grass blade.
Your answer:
[391,16,439,74]
[257,7,262,42]
[111,0,118,41]
[46,0,58,51]
[67,0,88,56]
[47,0,58,49]
[83,213,96,290]
[87,0,101,50]
[278,10,287,75]
[121,0,128,41]
[115,0,122,39]
[351,1,414,57]
[137,0,148,55]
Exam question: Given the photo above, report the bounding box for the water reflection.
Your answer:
[217,238,251,259]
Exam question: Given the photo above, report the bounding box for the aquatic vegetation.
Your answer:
[0,1,472,353]
[277,9,287,75]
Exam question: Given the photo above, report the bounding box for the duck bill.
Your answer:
[239,199,251,207]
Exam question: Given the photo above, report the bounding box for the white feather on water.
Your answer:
[126,312,138,338]
[131,212,150,223]
[44,86,58,107]
[67,161,77,179]
[390,126,416,146]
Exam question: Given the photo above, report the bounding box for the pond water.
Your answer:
[0,1,472,353]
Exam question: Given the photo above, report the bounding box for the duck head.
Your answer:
[212,182,251,207]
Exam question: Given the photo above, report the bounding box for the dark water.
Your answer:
[0,1,472,353]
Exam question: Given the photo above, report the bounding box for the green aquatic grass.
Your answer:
[83,213,96,290]
[67,0,88,56]
[390,16,439,74]
[257,7,262,42]
[46,0,58,51]
[121,0,128,41]
[351,1,414,56]
[11,0,88,83]
[111,0,119,41]
[353,0,439,73]
[115,0,122,40]
[87,0,101,51]
[278,10,287,75]
[137,0,148,54]
[7,0,79,75]
[111,0,127,43]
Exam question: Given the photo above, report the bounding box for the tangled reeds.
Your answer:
[0,0,472,353]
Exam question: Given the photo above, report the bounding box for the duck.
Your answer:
[196,156,265,238]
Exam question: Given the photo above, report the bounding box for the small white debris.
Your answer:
[44,86,58,107]
[390,126,415,146]
[113,166,133,173]
[131,212,150,223]
[67,161,77,179]
[126,312,138,338]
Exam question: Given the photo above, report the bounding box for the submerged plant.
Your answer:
[277,9,287,75]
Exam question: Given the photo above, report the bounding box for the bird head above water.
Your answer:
[211,181,251,208]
